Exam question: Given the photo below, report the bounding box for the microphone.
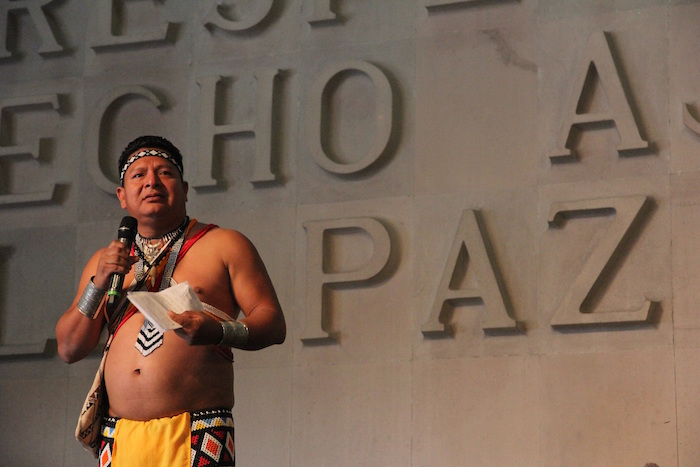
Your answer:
[106,216,137,310]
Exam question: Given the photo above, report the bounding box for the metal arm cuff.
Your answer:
[218,320,249,349]
[76,277,106,319]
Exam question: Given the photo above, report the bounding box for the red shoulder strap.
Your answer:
[177,224,217,263]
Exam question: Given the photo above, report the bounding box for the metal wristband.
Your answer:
[76,276,106,319]
[218,320,249,348]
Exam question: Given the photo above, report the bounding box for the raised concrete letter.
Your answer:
[307,61,393,174]
[85,86,164,194]
[548,195,655,327]
[424,0,506,8]
[682,102,700,137]
[0,94,59,205]
[421,209,516,337]
[307,0,337,24]
[549,31,647,161]
[204,0,274,32]
[193,70,279,188]
[301,217,390,343]
[0,0,62,58]
[91,0,174,50]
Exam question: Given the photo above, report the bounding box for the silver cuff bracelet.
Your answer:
[218,320,249,348]
[76,277,106,319]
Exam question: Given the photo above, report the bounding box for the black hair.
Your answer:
[118,135,184,184]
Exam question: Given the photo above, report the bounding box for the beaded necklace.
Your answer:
[134,216,189,288]
[134,216,189,266]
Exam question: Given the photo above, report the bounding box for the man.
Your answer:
[56,135,286,466]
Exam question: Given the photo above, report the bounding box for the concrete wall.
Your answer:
[0,0,698,465]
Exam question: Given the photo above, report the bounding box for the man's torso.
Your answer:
[104,224,237,420]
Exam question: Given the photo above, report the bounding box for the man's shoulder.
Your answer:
[189,222,253,249]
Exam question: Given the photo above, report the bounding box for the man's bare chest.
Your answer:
[170,257,238,318]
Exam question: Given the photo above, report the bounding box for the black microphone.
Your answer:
[106,216,137,310]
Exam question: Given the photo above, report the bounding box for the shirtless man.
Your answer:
[56,135,286,466]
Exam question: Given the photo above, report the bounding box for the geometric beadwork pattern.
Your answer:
[98,417,117,467]
[99,443,112,467]
[191,409,235,467]
[134,319,164,356]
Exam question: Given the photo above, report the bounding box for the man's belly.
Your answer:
[104,311,234,420]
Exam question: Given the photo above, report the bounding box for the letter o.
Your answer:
[306,61,393,174]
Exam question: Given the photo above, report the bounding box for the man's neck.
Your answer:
[136,215,188,239]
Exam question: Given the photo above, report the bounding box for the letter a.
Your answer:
[549,31,647,161]
[421,210,516,337]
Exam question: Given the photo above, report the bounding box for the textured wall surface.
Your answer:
[1,1,698,465]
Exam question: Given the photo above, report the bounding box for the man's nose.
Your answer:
[144,170,161,187]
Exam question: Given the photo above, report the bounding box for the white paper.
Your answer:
[126,281,204,333]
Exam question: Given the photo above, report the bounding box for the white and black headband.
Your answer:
[119,148,184,185]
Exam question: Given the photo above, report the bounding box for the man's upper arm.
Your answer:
[223,229,286,347]
[226,230,280,315]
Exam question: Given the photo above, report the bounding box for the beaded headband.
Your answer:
[119,149,184,185]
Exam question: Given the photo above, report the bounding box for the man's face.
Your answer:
[116,152,188,220]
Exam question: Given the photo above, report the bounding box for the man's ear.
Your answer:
[116,186,127,209]
[183,181,189,202]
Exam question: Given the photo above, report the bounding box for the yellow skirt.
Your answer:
[99,408,235,467]
[112,412,191,466]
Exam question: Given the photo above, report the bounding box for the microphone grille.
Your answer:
[118,216,137,240]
